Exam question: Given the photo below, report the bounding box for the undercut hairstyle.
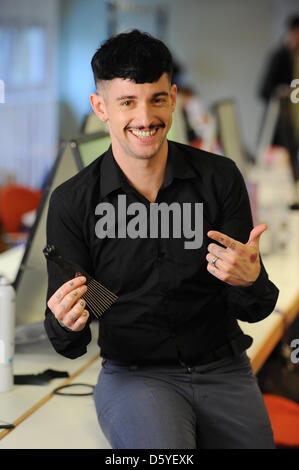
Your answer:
[91,29,173,87]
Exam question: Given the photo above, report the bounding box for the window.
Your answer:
[0,25,46,90]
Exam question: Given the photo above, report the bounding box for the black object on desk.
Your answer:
[14,369,69,385]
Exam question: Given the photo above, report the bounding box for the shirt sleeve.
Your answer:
[216,161,279,323]
[44,187,93,359]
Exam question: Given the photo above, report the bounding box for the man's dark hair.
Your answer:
[91,29,173,86]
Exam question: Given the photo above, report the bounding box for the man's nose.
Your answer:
[136,104,155,129]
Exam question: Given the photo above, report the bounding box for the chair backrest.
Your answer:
[0,184,42,233]
[263,394,299,448]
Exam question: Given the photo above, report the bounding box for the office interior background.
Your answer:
[0,0,298,188]
[0,0,299,450]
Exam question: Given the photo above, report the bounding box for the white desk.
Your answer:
[0,322,110,449]
[240,245,299,373]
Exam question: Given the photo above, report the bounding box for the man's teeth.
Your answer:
[130,128,158,138]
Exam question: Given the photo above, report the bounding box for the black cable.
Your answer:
[0,421,15,429]
[52,383,95,396]
[0,384,95,429]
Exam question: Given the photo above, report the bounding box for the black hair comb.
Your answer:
[43,244,118,319]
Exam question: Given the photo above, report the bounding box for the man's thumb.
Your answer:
[247,224,267,247]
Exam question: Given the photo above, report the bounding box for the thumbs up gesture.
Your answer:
[206,224,267,287]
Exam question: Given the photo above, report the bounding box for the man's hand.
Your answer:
[47,276,89,331]
[206,224,267,287]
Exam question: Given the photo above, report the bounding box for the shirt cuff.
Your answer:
[56,318,75,332]
[49,312,86,337]
[237,265,268,298]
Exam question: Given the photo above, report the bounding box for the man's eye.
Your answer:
[154,98,166,104]
[122,100,132,106]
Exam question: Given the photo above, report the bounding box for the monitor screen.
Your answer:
[14,142,79,329]
[167,92,188,145]
[213,99,246,175]
[82,112,108,135]
[256,95,280,166]
[71,132,111,169]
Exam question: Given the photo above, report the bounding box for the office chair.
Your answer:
[263,394,299,448]
[0,184,42,233]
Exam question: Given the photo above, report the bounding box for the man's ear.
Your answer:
[170,84,177,112]
[89,93,108,122]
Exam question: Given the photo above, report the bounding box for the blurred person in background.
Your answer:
[259,15,299,147]
[180,85,217,152]
[259,15,299,103]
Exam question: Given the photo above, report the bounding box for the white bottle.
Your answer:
[0,276,16,392]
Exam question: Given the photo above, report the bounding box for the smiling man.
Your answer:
[44,30,279,449]
[92,74,174,161]
[89,41,176,204]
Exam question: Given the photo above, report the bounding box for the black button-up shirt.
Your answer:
[44,141,279,362]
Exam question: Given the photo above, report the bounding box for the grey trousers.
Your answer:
[93,352,275,449]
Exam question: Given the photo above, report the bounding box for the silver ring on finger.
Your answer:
[212,256,218,267]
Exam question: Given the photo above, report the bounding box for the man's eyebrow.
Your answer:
[116,91,169,101]
[152,91,169,98]
[116,95,137,101]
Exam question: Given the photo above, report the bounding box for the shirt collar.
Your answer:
[161,141,197,189]
[100,141,197,199]
[100,145,130,198]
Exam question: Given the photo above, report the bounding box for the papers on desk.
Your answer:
[0,244,25,284]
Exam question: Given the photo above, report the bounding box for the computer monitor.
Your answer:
[167,92,188,145]
[256,95,280,167]
[82,112,108,135]
[13,142,79,330]
[71,132,111,169]
[213,99,247,175]
[14,133,110,336]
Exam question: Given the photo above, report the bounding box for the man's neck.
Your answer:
[112,143,168,203]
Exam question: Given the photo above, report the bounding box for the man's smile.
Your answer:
[126,124,165,142]
[130,128,158,138]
